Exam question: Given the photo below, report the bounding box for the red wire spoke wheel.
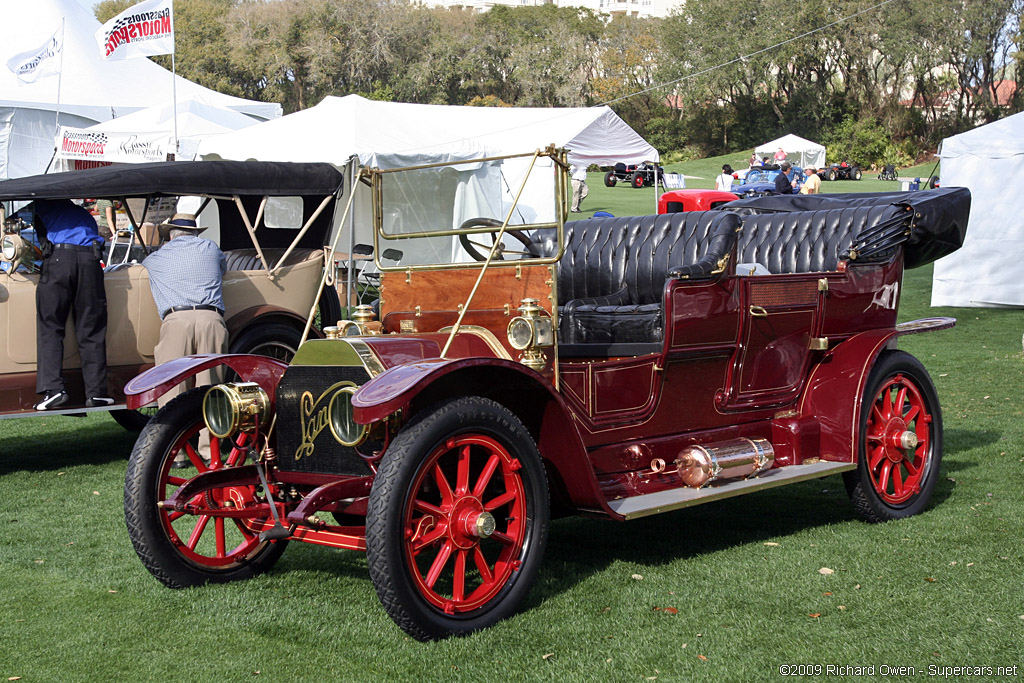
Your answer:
[845,351,943,522]
[124,388,287,587]
[367,397,549,641]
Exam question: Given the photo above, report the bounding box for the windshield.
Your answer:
[370,149,568,270]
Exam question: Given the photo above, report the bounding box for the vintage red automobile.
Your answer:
[658,188,739,214]
[121,149,971,641]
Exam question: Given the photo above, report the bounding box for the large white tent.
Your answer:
[198,94,657,169]
[932,112,1024,307]
[0,0,280,179]
[199,94,660,261]
[755,134,826,169]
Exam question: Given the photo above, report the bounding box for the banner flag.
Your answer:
[55,126,174,164]
[96,0,175,61]
[6,26,63,85]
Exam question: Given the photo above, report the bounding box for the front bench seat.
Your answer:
[531,212,740,345]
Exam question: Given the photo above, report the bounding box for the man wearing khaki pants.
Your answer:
[143,213,228,467]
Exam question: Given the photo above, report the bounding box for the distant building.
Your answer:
[419,0,681,19]
[899,79,1018,123]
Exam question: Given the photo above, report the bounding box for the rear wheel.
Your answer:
[844,351,942,522]
[124,388,287,587]
[604,171,617,187]
[366,397,549,641]
[229,321,302,363]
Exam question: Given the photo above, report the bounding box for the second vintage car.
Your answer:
[0,161,345,427]
[119,148,970,642]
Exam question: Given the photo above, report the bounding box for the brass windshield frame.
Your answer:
[367,146,569,272]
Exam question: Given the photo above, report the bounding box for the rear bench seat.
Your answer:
[530,212,741,347]
[732,204,907,274]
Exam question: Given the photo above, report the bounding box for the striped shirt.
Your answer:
[143,235,227,319]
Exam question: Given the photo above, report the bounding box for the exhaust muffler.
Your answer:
[674,438,774,488]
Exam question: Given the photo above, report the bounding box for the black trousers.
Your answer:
[35,248,108,397]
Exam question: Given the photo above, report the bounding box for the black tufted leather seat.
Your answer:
[734,205,903,274]
[530,212,740,346]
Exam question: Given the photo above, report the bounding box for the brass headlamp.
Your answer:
[203,382,270,439]
[506,298,554,371]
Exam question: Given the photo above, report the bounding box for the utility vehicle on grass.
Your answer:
[0,162,345,428]
[120,148,970,641]
[603,161,665,188]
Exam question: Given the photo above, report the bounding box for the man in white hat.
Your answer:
[143,213,228,465]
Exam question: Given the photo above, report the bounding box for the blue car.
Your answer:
[732,166,806,197]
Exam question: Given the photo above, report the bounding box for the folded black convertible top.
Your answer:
[0,160,345,200]
[720,187,971,269]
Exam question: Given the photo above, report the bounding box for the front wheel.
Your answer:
[366,397,549,641]
[631,172,645,188]
[124,388,287,587]
[844,351,942,522]
[604,171,617,187]
[853,168,862,180]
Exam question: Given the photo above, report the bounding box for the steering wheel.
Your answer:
[457,217,533,261]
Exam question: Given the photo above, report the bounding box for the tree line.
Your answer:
[97,0,1023,166]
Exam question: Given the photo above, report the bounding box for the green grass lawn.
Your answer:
[3,179,1023,681]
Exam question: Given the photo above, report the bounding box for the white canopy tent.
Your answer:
[932,113,1023,307]
[0,0,280,179]
[54,95,262,169]
[198,94,660,262]
[755,134,827,169]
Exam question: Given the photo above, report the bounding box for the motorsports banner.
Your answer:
[96,0,174,61]
[55,127,173,164]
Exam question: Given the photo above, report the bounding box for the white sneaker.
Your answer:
[35,390,69,411]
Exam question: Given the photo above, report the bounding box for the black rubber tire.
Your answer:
[928,175,939,189]
[843,350,943,523]
[229,321,302,363]
[853,168,862,180]
[318,286,343,331]
[604,171,617,187]
[366,397,549,641]
[631,173,645,188]
[124,388,287,588]
[828,169,837,181]
[111,407,158,432]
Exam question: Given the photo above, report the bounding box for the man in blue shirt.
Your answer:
[143,213,228,465]
[33,199,113,410]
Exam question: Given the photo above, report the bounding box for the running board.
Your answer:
[607,461,856,520]
[0,404,128,420]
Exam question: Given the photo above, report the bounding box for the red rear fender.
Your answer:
[799,317,954,463]
[123,354,288,409]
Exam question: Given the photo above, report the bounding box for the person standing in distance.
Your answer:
[33,199,113,410]
[143,214,228,464]
[570,163,589,213]
[774,162,796,194]
[716,164,735,192]
[800,167,821,195]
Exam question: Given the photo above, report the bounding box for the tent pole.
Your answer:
[47,19,66,174]
[171,48,179,159]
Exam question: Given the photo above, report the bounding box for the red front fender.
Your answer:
[123,354,288,409]
[351,357,614,515]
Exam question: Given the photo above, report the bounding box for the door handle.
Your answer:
[749,305,768,317]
